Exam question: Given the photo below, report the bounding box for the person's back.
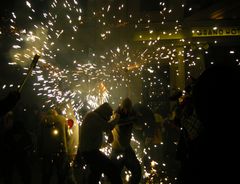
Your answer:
[79,110,108,152]
[78,102,123,184]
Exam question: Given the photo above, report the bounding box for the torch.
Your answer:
[18,54,40,93]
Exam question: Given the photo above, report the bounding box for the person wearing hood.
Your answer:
[78,102,122,184]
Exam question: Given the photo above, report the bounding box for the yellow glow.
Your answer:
[52,129,59,135]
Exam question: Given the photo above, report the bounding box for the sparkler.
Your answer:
[18,54,40,93]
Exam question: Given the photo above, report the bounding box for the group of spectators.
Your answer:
[1,62,240,184]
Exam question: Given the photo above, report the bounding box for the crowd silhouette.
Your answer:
[1,62,240,184]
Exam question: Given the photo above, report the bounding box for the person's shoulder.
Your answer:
[57,114,67,122]
[85,111,95,117]
[83,111,98,120]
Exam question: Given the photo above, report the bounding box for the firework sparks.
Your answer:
[4,0,211,183]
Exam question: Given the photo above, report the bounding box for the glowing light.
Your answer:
[52,129,59,135]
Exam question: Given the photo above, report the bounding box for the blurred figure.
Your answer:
[0,91,20,118]
[153,109,165,145]
[173,82,203,184]
[78,102,122,184]
[64,104,79,184]
[38,107,69,184]
[0,111,33,184]
[132,102,155,146]
[23,104,42,155]
[179,64,240,184]
[132,103,156,180]
[110,97,142,184]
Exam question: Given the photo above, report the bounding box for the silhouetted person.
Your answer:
[132,102,155,146]
[0,91,20,118]
[38,108,69,184]
[0,112,33,184]
[174,83,203,184]
[178,63,240,184]
[110,97,142,184]
[78,102,122,184]
[132,103,156,177]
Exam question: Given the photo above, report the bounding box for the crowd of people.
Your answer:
[0,62,240,184]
